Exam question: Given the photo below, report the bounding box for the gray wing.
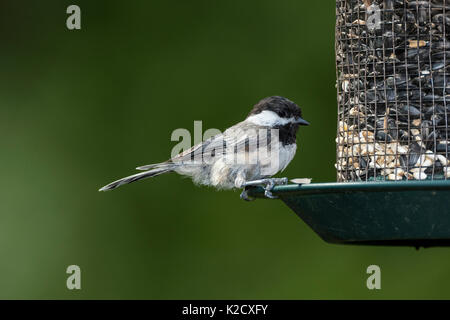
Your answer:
[137,122,288,174]
[170,122,284,170]
[136,125,238,171]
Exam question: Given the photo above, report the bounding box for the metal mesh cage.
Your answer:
[335,0,450,182]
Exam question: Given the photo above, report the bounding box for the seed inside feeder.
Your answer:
[336,0,450,182]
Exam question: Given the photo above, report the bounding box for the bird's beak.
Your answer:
[296,117,310,126]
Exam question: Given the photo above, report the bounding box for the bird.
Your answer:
[99,96,309,200]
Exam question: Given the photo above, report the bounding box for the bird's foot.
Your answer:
[239,188,255,201]
[241,177,288,199]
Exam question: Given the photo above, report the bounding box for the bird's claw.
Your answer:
[240,188,255,201]
[241,177,288,200]
[264,189,278,199]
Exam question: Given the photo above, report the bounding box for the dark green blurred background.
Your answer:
[0,0,449,299]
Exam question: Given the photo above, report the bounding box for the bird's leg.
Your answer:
[242,177,288,199]
[262,177,288,199]
[239,187,254,201]
[236,171,255,201]
[263,179,278,199]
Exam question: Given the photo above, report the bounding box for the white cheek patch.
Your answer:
[279,144,297,172]
[246,110,296,126]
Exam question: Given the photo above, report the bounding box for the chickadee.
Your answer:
[99,96,309,200]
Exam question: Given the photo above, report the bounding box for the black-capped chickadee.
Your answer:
[99,96,309,200]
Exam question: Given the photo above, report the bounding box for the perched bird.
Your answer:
[99,96,309,200]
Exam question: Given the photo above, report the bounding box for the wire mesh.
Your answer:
[336,0,450,182]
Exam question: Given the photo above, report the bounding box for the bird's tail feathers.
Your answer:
[99,166,172,191]
[135,162,169,171]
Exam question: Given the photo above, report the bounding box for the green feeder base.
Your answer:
[247,180,450,247]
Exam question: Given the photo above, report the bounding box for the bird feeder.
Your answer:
[249,0,450,247]
[336,0,450,182]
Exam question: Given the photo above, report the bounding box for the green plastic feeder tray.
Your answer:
[247,180,450,247]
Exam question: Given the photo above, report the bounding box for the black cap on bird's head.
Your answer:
[247,96,310,126]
